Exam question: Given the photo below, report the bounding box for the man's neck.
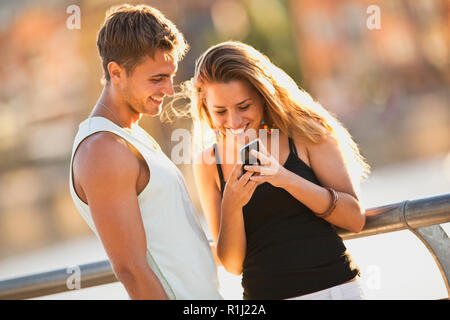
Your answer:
[91,85,141,129]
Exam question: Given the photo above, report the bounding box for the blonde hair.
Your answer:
[183,41,370,190]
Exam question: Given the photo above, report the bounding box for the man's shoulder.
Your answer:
[77,131,131,156]
[74,131,139,176]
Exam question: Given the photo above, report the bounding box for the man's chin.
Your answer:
[149,110,162,117]
[141,105,162,117]
[142,99,164,117]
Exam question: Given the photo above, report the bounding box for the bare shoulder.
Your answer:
[290,132,321,167]
[73,132,140,186]
[193,145,217,171]
[305,132,341,157]
[300,132,343,170]
[291,132,316,148]
[303,132,357,196]
[192,145,220,187]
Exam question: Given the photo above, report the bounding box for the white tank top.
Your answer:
[69,117,222,300]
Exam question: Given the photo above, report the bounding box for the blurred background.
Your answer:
[0,0,449,299]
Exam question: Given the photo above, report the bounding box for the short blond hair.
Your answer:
[97,4,189,81]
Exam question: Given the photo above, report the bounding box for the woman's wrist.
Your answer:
[221,199,242,215]
[278,167,296,190]
[313,187,338,218]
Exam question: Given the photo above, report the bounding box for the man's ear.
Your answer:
[107,61,124,85]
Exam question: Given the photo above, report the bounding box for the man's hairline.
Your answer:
[104,48,181,83]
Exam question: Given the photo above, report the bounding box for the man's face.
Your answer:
[120,49,178,117]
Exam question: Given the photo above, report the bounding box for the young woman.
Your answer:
[186,41,370,300]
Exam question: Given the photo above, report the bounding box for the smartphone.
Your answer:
[240,139,260,175]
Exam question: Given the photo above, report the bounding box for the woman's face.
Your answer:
[203,79,265,140]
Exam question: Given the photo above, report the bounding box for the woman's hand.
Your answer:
[244,140,291,188]
[222,162,259,212]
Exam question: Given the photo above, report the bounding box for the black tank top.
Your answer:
[214,137,359,299]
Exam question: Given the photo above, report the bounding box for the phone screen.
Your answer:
[240,140,260,174]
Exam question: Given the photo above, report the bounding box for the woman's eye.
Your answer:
[215,110,226,115]
[239,104,250,111]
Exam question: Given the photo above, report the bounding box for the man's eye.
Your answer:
[150,78,163,83]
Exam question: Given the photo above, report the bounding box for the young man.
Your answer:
[69,4,222,300]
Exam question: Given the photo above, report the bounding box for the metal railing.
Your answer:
[0,193,449,300]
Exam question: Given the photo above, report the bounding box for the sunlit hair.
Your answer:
[182,41,370,191]
[97,4,188,82]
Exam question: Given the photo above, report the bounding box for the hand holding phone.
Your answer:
[240,139,260,175]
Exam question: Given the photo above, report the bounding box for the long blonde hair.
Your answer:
[183,41,370,190]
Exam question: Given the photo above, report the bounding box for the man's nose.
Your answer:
[162,78,175,96]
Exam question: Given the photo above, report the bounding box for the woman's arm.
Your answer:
[192,149,223,266]
[247,135,365,233]
[193,149,255,275]
[289,133,365,233]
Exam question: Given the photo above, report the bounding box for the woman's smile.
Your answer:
[226,123,250,136]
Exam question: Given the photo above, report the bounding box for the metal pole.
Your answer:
[0,194,449,300]
[0,260,117,300]
[338,193,450,240]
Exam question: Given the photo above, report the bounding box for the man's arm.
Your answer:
[73,132,169,299]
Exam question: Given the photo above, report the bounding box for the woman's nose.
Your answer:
[228,111,243,128]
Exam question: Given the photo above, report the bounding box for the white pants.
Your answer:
[285,279,365,300]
